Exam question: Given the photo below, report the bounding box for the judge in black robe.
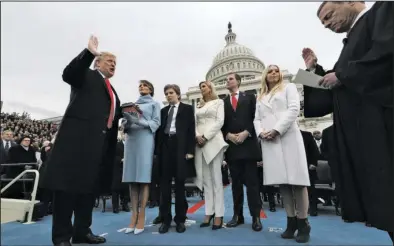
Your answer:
[303,2,393,236]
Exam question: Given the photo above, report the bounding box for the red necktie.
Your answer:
[105,79,115,129]
[231,93,238,111]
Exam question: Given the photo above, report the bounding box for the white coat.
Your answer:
[194,99,228,190]
[253,83,310,186]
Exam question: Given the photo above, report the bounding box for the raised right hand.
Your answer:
[302,48,317,70]
[88,35,101,56]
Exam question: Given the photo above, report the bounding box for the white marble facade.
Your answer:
[165,23,332,132]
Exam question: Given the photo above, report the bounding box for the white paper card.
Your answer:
[293,69,328,89]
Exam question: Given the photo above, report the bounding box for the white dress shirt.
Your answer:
[168,102,180,133]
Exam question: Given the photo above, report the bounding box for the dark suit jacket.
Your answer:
[156,102,196,180]
[41,48,122,194]
[6,144,38,178]
[111,141,127,191]
[221,92,261,162]
[0,140,17,174]
[320,125,333,162]
[300,130,320,181]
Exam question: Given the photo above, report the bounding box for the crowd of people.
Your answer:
[0,112,57,149]
[1,1,393,246]
[0,112,58,205]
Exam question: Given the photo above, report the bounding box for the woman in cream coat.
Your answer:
[253,65,311,243]
[194,81,228,230]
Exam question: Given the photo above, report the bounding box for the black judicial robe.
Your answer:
[303,2,393,232]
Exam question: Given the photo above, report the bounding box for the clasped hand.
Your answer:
[259,129,279,141]
[227,130,249,145]
[196,136,206,147]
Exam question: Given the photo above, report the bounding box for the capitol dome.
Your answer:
[206,23,265,85]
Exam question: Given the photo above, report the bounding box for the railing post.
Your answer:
[1,168,40,224]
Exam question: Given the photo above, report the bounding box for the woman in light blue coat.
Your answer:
[122,80,161,235]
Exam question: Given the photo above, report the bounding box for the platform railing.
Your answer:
[1,163,40,224]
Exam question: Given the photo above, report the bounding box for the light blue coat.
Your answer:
[122,95,161,183]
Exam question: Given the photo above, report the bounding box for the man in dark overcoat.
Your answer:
[41,36,121,246]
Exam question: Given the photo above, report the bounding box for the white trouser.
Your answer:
[202,151,225,217]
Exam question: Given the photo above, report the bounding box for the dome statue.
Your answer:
[206,22,265,85]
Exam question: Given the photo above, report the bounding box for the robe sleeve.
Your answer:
[335,2,393,108]
[303,64,334,117]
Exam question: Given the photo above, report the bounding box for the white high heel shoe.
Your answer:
[134,216,145,235]
[124,227,135,234]
[134,228,144,235]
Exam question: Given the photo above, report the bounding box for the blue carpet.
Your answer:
[1,186,391,245]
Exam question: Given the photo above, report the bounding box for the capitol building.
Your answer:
[165,23,332,132]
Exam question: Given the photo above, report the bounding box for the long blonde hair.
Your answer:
[197,81,219,108]
[257,65,285,101]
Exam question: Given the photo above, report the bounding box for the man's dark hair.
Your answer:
[164,84,181,99]
[228,72,242,87]
[317,1,365,16]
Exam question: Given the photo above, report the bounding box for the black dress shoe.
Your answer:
[309,210,318,216]
[159,223,170,234]
[226,215,244,228]
[176,223,186,233]
[72,233,106,244]
[122,203,130,212]
[113,208,120,214]
[54,242,71,246]
[252,217,263,231]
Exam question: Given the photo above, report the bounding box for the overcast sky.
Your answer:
[1,2,374,120]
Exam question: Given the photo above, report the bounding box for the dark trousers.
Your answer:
[308,175,318,212]
[222,165,230,186]
[112,188,129,208]
[228,160,261,217]
[52,190,95,244]
[262,186,276,208]
[149,157,160,203]
[38,188,53,212]
[157,197,188,220]
[52,130,110,244]
[159,135,187,225]
[258,167,275,207]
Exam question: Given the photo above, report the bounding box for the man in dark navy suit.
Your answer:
[221,72,262,232]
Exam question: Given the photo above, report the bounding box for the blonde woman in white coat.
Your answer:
[253,65,311,243]
[194,81,228,230]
